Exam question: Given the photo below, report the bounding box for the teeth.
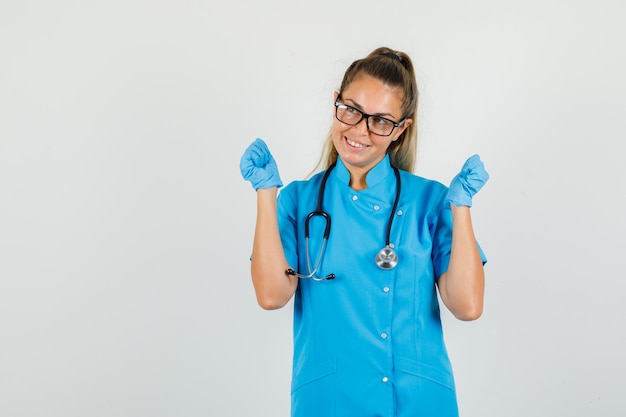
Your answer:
[347,138,366,148]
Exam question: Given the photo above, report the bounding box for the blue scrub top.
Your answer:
[276,155,486,417]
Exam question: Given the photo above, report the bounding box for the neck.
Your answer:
[338,155,387,191]
[347,167,369,191]
[349,178,367,191]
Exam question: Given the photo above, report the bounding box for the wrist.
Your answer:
[450,204,471,213]
[257,187,278,197]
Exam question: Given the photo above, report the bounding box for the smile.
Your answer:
[346,137,368,148]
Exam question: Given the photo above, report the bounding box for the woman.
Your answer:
[240,46,489,417]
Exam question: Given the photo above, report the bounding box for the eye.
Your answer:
[371,116,392,127]
[345,105,360,115]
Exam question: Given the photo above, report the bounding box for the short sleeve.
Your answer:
[432,204,453,280]
[276,184,299,269]
[431,202,488,280]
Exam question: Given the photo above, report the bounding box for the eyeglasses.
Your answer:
[334,100,406,137]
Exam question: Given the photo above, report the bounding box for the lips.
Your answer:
[346,137,368,149]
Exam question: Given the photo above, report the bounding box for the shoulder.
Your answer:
[399,171,450,224]
[281,171,325,193]
[399,170,448,197]
[278,172,325,205]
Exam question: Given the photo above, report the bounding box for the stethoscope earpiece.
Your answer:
[286,268,335,281]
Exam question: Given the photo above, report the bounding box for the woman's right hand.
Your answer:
[240,138,283,191]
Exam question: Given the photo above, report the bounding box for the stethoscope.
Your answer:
[286,161,402,281]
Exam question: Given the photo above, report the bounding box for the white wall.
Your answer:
[1,1,625,416]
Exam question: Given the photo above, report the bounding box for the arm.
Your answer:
[437,205,484,321]
[240,138,298,310]
[251,187,298,310]
[436,154,489,321]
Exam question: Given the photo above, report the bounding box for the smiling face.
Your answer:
[332,74,412,183]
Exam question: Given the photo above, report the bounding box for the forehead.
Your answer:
[342,74,404,114]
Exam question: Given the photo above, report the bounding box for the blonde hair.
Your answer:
[315,47,419,173]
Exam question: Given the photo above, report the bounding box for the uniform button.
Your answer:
[396,210,403,216]
[380,332,388,339]
[373,204,380,211]
[383,286,390,293]
[352,195,358,201]
[382,376,389,383]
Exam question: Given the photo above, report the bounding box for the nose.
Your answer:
[353,116,370,135]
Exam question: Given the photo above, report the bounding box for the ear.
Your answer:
[396,118,413,138]
[333,90,339,101]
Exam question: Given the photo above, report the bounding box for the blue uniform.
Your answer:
[277,155,486,417]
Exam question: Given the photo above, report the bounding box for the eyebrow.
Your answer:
[342,97,397,119]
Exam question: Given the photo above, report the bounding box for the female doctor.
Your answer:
[240,46,489,417]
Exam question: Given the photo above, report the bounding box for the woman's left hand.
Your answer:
[444,154,489,207]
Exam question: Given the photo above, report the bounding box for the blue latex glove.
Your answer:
[444,154,489,207]
[240,138,283,190]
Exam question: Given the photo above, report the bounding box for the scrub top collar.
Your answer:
[335,154,394,189]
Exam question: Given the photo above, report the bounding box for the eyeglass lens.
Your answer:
[335,104,397,136]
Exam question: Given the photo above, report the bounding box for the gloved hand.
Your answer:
[444,154,489,207]
[240,138,283,191]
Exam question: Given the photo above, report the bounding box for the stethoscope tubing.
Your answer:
[286,161,401,280]
[286,164,336,281]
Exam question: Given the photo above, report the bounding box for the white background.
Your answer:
[1,1,625,416]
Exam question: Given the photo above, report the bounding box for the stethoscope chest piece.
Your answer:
[376,245,398,270]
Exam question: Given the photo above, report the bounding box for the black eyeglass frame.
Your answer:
[333,98,406,137]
